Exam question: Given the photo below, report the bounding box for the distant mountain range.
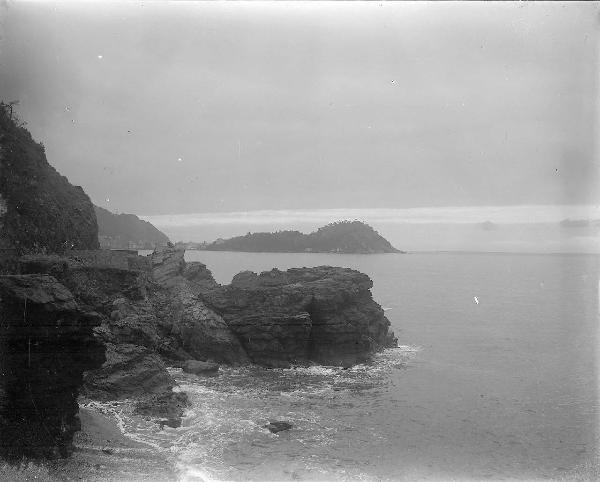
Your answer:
[94,205,170,249]
[204,221,403,254]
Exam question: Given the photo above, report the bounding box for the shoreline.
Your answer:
[48,407,179,482]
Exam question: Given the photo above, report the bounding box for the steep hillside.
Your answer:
[94,205,170,249]
[0,103,98,256]
[205,221,402,253]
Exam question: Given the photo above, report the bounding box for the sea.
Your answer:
[97,251,599,481]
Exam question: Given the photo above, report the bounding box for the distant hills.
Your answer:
[204,221,402,254]
[559,218,600,228]
[0,102,99,255]
[94,205,170,249]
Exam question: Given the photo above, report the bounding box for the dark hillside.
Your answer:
[0,103,98,256]
[95,205,170,249]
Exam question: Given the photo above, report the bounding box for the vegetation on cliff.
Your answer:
[94,205,170,249]
[0,103,99,256]
[205,220,402,253]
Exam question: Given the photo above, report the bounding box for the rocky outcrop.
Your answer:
[82,342,174,400]
[151,246,186,287]
[151,281,249,364]
[0,103,99,259]
[9,246,397,443]
[16,254,188,425]
[16,248,245,425]
[201,266,397,367]
[0,274,105,459]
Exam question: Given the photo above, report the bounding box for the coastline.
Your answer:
[48,407,178,482]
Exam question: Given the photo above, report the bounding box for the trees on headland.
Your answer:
[205,220,402,254]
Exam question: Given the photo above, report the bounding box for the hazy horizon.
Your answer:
[137,204,600,254]
[1,1,598,252]
[1,1,598,219]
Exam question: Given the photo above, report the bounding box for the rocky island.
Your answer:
[204,220,403,254]
[0,103,398,467]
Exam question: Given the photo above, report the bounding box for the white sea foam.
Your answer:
[80,346,422,481]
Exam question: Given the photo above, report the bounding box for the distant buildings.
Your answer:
[98,235,168,250]
[173,241,209,250]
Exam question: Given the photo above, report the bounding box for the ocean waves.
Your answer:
[86,347,419,481]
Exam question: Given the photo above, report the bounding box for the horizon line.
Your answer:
[138,204,600,228]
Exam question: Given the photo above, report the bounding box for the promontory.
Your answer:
[204,220,403,254]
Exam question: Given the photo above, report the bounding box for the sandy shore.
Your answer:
[45,407,179,482]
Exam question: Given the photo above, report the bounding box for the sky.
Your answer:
[0,1,598,223]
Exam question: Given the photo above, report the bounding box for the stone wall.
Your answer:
[66,249,152,271]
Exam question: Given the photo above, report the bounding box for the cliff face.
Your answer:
[201,266,397,367]
[17,249,248,428]
[0,275,105,459]
[205,221,402,254]
[14,247,398,433]
[0,104,99,258]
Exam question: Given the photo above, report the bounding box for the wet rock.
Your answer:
[182,360,219,375]
[200,266,397,367]
[265,421,293,433]
[83,343,174,400]
[133,391,188,428]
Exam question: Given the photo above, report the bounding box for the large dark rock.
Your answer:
[265,421,293,433]
[0,104,98,259]
[82,342,174,400]
[201,266,397,367]
[7,246,397,446]
[0,274,105,459]
[151,280,250,364]
[17,249,240,423]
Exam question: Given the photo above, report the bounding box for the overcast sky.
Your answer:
[0,1,598,218]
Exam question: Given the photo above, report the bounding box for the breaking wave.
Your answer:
[83,346,420,482]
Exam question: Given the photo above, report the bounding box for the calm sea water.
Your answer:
[118,252,599,481]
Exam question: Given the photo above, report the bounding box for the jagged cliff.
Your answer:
[201,266,397,367]
[0,104,99,258]
[3,246,398,456]
[205,220,403,254]
[18,248,397,420]
[0,274,105,459]
[0,104,104,460]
